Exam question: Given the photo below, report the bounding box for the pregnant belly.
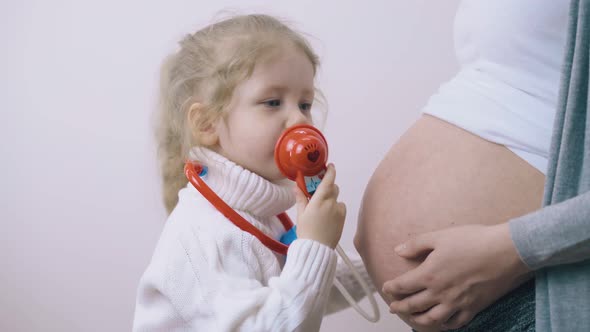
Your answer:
[354,115,545,303]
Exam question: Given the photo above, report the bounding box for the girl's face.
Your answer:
[213,45,315,182]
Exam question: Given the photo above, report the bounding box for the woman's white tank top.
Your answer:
[423,0,570,174]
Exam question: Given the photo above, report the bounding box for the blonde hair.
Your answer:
[156,14,323,213]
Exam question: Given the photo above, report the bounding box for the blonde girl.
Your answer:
[133,14,372,331]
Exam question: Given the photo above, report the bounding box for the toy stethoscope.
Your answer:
[185,124,380,322]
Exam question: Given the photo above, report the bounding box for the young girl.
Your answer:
[133,14,373,331]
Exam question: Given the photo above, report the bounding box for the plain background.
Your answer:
[2,0,461,331]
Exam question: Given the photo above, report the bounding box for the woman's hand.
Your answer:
[382,223,531,331]
[295,164,346,248]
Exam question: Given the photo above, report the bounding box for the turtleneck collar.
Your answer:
[188,147,296,219]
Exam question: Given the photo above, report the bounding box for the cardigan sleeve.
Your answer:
[509,191,590,270]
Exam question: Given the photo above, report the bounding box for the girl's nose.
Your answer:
[286,108,311,128]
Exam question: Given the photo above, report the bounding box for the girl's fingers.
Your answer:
[312,164,336,200]
[294,186,309,216]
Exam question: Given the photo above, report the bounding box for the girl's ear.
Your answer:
[187,102,219,147]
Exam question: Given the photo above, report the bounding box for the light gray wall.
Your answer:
[1,0,460,330]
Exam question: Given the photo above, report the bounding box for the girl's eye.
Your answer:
[300,103,312,111]
[263,99,281,107]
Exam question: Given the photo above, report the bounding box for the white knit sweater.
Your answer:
[133,148,372,331]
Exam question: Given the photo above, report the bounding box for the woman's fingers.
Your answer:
[383,265,428,297]
[389,289,438,314]
[411,304,457,329]
[395,232,437,259]
[442,310,475,330]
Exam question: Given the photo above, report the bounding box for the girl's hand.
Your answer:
[382,224,531,331]
[295,164,346,248]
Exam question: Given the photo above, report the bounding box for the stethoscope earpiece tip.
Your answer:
[199,166,208,177]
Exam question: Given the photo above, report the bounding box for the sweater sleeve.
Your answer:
[134,236,337,332]
[132,268,188,331]
[509,191,590,270]
[324,250,376,315]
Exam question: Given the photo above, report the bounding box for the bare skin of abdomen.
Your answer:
[354,115,545,303]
